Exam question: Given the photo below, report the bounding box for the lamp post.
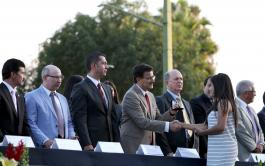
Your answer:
[99,0,173,91]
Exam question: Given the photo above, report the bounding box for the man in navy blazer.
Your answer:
[156,69,198,156]
[190,76,213,158]
[25,65,75,148]
[0,58,29,142]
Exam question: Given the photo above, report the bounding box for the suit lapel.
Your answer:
[102,84,112,115]
[0,83,17,116]
[16,93,25,131]
[133,85,151,118]
[39,86,58,120]
[84,78,106,114]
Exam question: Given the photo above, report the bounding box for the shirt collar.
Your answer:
[87,75,100,87]
[236,97,249,111]
[2,81,16,93]
[41,85,56,97]
[167,89,180,100]
[136,84,148,96]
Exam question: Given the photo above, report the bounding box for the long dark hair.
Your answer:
[211,73,237,126]
[104,80,120,104]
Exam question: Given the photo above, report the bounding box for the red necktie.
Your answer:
[144,94,151,112]
[97,83,105,104]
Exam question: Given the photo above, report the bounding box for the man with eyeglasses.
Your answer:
[0,58,30,142]
[25,64,76,148]
[120,64,181,154]
[235,80,264,161]
[156,69,198,156]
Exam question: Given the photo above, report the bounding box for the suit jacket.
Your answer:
[156,91,199,155]
[25,85,75,147]
[120,84,174,154]
[70,77,119,148]
[190,93,212,158]
[258,107,265,143]
[0,83,29,142]
[235,98,264,161]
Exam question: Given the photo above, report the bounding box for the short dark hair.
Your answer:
[2,58,25,80]
[63,75,84,101]
[133,64,153,83]
[85,51,106,72]
[263,92,265,105]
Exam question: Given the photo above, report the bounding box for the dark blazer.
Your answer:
[156,91,199,155]
[258,107,265,143]
[190,93,212,158]
[0,83,29,142]
[70,77,119,148]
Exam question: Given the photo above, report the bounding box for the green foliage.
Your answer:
[29,0,217,99]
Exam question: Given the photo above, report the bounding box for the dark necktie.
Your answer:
[50,92,65,138]
[144,94,151,112]
[97,83,106,105]
[246,106,259,142]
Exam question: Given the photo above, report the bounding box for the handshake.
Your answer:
[169,120,182,132]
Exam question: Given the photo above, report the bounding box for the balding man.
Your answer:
[25,65,76,148]
[235,80,264,161]
[156,69,199,156]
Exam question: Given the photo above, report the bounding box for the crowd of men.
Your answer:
[0,51,265,162]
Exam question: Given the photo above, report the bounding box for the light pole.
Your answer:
[99,0,173,91]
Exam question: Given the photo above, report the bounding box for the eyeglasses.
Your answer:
[143,75,156,81]
[246,90,256,94]
[47,75,64,80]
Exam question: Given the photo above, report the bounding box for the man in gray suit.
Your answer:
[120,64,181,154]
[235,80,264,161]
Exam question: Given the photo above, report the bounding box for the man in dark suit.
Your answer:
[71,51,119,151]
[0,58,29,142]
[156,69,199,156]
[258,91,265,143]
[190,76,212,158]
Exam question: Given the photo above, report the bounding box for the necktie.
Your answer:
[144,94,151,112]
[50,92,65,138]
[246,106,259,143]
[145,93,155,145]
[177,98,192,138]
[97,83,106,105]
[11,90,17,112]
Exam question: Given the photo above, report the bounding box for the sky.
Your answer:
[0,0,264,111]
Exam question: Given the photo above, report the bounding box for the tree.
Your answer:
[30,0,217,100]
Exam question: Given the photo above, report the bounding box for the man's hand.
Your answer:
[84,144,94,151]
[169,120,182,132]
[254,144,264,153]
[194,126,204,136]
[43,139,53,149]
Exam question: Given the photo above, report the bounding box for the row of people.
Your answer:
[0,53,265,165]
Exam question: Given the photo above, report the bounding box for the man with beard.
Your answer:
[71,51,119,151]
[0,58,30,142]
